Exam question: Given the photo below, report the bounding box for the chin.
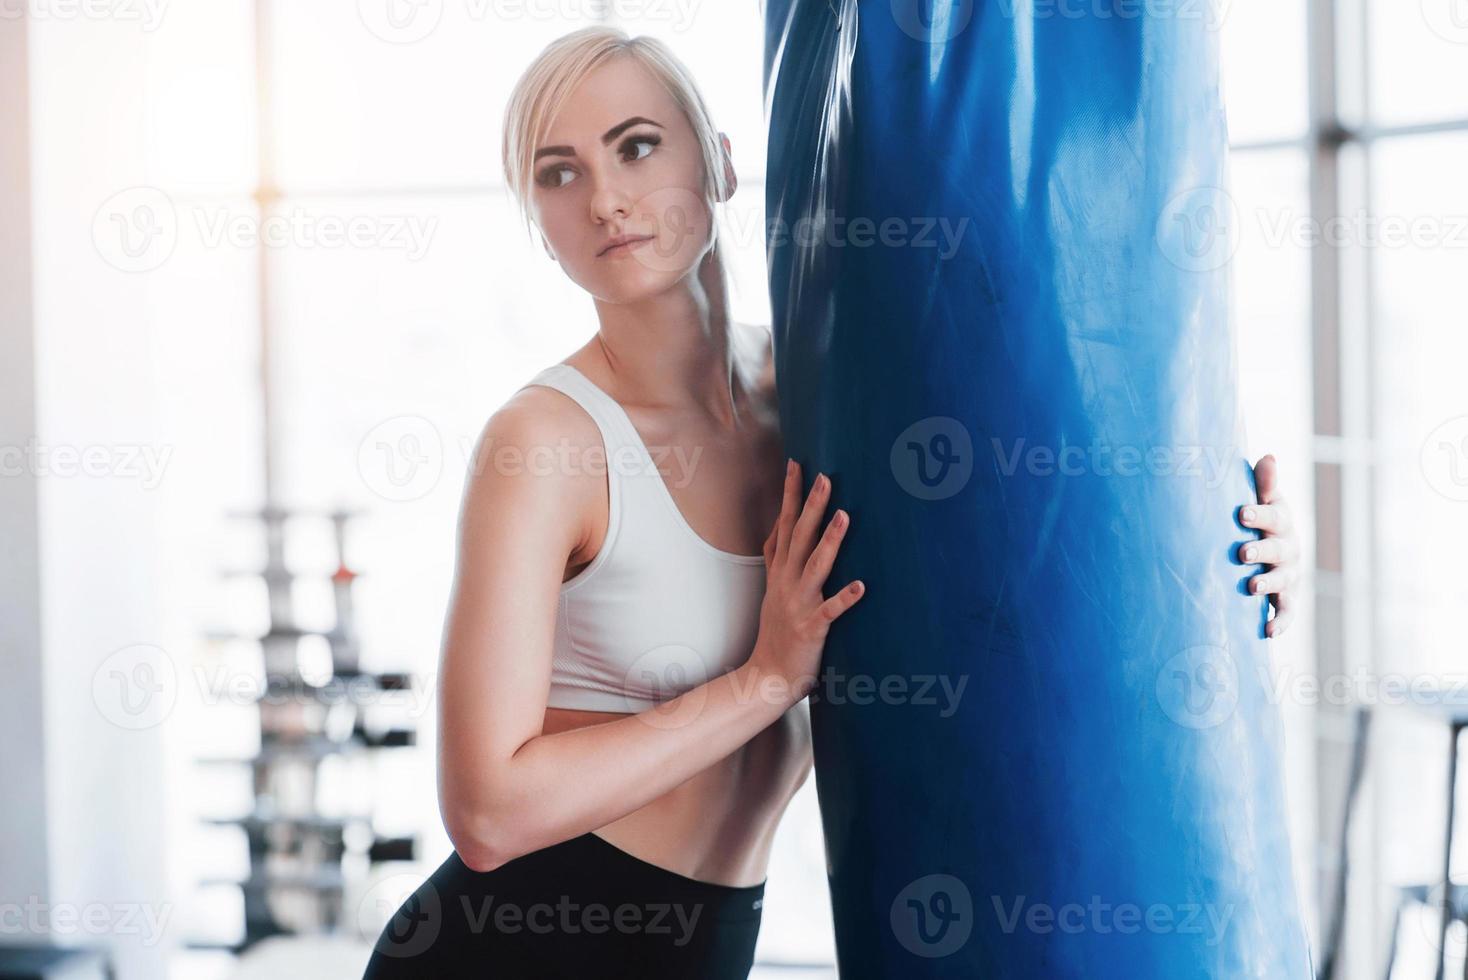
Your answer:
[577,261,700,305]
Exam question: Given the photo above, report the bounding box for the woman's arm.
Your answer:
[437,390,854,873]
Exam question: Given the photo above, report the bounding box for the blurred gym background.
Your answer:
[1,1,1465,977]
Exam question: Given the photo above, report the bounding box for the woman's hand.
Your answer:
[1239,453,1302,639]
[750,459,866,698]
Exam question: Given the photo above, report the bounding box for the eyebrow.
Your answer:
[532,116,664,161]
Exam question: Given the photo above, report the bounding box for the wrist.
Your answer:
[737,648,804,713]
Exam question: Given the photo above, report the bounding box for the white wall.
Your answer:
[0,7,172,978]
[0,0,50,922]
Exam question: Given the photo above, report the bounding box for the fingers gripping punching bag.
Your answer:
[763,1,1313,977]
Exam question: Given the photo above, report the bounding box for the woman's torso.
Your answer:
[536,338,808,889]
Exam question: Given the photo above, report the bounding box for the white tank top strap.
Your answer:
[523,363,638,455]
[520,363,664,507]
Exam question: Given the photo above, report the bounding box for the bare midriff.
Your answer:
[540,700,812,888]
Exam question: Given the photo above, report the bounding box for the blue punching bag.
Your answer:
[762,2,1313,977]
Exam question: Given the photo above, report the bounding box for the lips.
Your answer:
[598,233,655,257]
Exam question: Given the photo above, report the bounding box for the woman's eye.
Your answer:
[621,136,659,162]
[536,166,575,189]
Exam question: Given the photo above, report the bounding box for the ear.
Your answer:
[716,131,737,203]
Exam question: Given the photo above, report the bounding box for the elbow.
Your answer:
[445,798,526,874]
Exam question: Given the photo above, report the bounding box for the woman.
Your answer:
[363,26,1301,979]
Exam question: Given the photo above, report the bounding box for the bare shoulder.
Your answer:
[485,377,602,455]
[460,374,606,550]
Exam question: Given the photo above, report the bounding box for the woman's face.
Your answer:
[529,55,726,304]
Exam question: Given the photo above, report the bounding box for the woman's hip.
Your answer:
[361,830,765,979]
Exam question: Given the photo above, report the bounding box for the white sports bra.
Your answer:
[520,363,769,713]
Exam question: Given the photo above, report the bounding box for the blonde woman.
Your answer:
[363,25,1304,979]
[362,26,863,979]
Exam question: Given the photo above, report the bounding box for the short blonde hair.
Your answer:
[500,26,729,238]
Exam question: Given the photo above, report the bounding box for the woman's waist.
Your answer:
[609,714,811,883]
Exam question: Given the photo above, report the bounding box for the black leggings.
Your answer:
[361,831,766,979]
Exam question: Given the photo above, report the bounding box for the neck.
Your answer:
[587,247,744,427]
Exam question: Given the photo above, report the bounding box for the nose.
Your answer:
[588,172,633,225]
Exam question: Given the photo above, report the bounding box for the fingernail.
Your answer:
[817,473,828,491]
[835,509,847,526]
[1243,545,1257,561]
[1241,506,1255,522]
[786,458,794,475]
